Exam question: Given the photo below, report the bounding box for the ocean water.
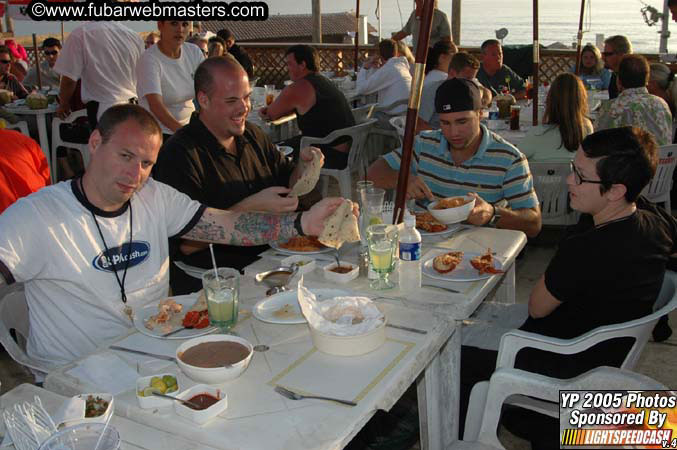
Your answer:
[12,0,670,53]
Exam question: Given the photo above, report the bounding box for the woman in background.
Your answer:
[423,40,456,87]
[572,44,612,90]
[136,20,204,139]
[648,62,677,117]
[520,73,593,162]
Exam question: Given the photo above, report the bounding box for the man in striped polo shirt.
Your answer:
[367,77,541,237]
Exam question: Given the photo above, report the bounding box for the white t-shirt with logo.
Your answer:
[0,178,204,369]
[136,43,205,134]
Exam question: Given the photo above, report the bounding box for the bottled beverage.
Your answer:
[488,102,499,131]
[398,211,421,293]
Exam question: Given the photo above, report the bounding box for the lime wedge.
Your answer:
[142,387,161,397]
[369,216,383,226]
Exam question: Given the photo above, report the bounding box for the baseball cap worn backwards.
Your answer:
[434,78,482,114]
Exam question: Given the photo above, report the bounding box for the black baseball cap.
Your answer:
[434,78,482,114]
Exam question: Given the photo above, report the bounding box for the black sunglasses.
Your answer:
[0,60,11,64]
[601,51,615,57]
[43,50,58,56]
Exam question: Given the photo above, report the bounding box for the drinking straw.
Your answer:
[94,411,113,450]
[209,243,222,288]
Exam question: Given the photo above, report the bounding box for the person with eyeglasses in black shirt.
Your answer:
[24,37,62,90]
[602,35,632,100]
[0,45,28,99]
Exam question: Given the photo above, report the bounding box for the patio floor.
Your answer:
[1,229,675,449]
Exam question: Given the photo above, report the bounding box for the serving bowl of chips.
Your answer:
[427,195,475,224]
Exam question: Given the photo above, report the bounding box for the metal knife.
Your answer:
[109,346,176,362]
[386,323,428,334]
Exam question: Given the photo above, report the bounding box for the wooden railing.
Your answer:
[20,42,662,88]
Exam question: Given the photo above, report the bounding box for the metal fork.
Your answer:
[274,386,357,406]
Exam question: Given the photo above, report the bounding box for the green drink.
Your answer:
[202,268,239,332]
[367,224,398,290]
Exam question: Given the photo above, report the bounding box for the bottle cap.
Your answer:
[403,210,416,227]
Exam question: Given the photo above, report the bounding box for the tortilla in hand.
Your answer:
[318,199,360,248]
[289,148,322,197]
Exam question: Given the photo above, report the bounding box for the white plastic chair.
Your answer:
[351,103,376,124]
[529,161,580,226]
[50,109,90,183]
[300,118,377,200]
[642,144,677,212]
[454,367,667,450]
[0,284,51,376]
[463,270,677,441]
[5,120,29,136]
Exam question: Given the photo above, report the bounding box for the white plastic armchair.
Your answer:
[529,161,579,226]
[389,116,406,139]
[300,118,377,199]
[0,284,52,377]
[642,144,677,212]
[351,103,377,124]
[51,109,90,183]
[463,270,677,441]
[453,367,667,450]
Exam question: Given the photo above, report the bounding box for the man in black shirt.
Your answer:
[460,126,677,448]
[217,29,254,79]
[602,35,632,100]
[154,56,324,294]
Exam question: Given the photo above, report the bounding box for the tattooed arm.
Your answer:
[183,197,345,245]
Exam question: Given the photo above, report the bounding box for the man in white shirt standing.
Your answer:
[356,39,412,127]
[54,22,143,129]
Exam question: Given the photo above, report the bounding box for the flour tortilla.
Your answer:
[318,199,360,248]
[289,148,322,197]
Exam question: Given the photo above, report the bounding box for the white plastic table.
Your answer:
[0,383,218,449]
[44,276,456,450]
[4,103,57,169]
[248,225,528,447]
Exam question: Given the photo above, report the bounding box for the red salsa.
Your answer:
[187,393,220,410]
[330,265,353,274]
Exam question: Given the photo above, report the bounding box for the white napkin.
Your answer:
[65,352,138,395]
[297,277,384,336]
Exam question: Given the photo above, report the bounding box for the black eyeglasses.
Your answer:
[0,60,10,65]
[43,50,58,56]
[570,161,603,185]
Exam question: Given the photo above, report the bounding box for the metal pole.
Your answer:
[660,0,670,54]
[378,0,382,40]
[451,0,461,44]
[393,0,435,225]
[312,0,322,43]
[355,0,360,69]
[574,0,586,74]
[532,0,538,126]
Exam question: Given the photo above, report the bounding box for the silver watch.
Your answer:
[488,204,501,227]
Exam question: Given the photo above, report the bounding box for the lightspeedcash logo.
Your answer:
[24,0,269,21]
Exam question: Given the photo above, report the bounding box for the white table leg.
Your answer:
[417,325,460,450]
[35,112,53,183]
[494,261,516,304]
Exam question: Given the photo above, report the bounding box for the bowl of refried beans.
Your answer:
[176,334,254,384]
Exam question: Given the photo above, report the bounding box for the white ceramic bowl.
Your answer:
[62,393,114,428]
[281,254,316,275]
[173,384,227,425]
[176,334,254,385]
[322,261,359,283]
[310,318,386,356]
[135,373,180,409]
[427,195,475,224]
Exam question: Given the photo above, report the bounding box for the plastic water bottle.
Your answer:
[398,211,421,293]
[488,102,499,131]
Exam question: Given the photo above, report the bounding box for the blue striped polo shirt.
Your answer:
[383,124,538,210]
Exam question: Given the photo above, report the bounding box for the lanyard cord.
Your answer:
[80,178,133,304]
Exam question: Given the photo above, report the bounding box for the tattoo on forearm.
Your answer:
[185,208,298,246]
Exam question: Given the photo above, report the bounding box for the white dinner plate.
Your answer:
[133,294,216,340]
[422,249,504,282]
[417,222,461,237]
[253,288,350,324]
[270,241,335,256]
